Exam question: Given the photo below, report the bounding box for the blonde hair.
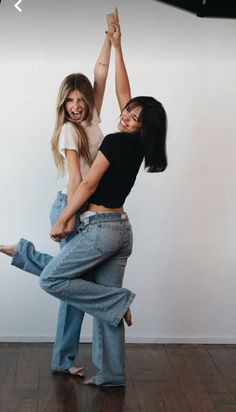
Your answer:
[51,73,95,176]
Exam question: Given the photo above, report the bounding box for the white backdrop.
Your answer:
[0,0,236,343]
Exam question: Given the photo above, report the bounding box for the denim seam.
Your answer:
[50,280,119,325]
[93,372,126,386]
[113,292,136,327]
[42,233,87,279]
[46,231,115,281]
[42,235,122,325]
[81,223,127,256]
[11,239,26,270]
[51,362,74,371]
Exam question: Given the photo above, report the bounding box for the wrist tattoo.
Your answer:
[99,62,108,67]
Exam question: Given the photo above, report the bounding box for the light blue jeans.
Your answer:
[11,192,87,371]
[11,207,134,386]
[49,192,86,372]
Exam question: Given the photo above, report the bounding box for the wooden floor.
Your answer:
[1,344,236,411]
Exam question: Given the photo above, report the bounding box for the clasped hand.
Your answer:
[50,215,76,242]
[108,23,121,49]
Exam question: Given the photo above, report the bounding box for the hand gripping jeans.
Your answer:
[11,209,135,386]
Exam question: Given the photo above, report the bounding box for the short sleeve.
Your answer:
[59,123,79,159]
[99,134,119,164]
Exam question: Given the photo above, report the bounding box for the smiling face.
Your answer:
[65,89,88,122]
[118,104,143,134]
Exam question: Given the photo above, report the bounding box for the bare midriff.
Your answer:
[88,203,124,214]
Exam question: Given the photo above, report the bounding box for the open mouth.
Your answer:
[71,110,83,120]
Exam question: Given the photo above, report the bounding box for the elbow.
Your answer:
[94,73,107,84]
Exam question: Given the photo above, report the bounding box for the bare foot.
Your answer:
[84,378,96,386]
[52,366,85,377]
[0,244,16,257]
[124,308,132,327]
[68,366,85,377]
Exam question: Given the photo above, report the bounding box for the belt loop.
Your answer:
[84,217,90,225]
[77,217,90,231]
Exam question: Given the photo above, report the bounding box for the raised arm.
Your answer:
[109,19,131,111]
[93,33,111,116]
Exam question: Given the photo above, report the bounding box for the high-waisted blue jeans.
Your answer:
[11,200,134,386]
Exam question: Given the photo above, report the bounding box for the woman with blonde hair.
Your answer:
[47,70,105,376]
[0,15,114,376]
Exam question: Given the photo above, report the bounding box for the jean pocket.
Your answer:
[93,223,122,254]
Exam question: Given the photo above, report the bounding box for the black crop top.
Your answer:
[89,132,144,208]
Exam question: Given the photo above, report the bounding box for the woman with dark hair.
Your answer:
[0,22,167,386]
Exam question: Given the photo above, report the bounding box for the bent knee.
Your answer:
[39,269,52,292]
[39,276,49,292]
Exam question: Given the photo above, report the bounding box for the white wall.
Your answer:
[0,0,236,343]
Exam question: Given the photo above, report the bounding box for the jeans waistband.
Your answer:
[79,212,128,227]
